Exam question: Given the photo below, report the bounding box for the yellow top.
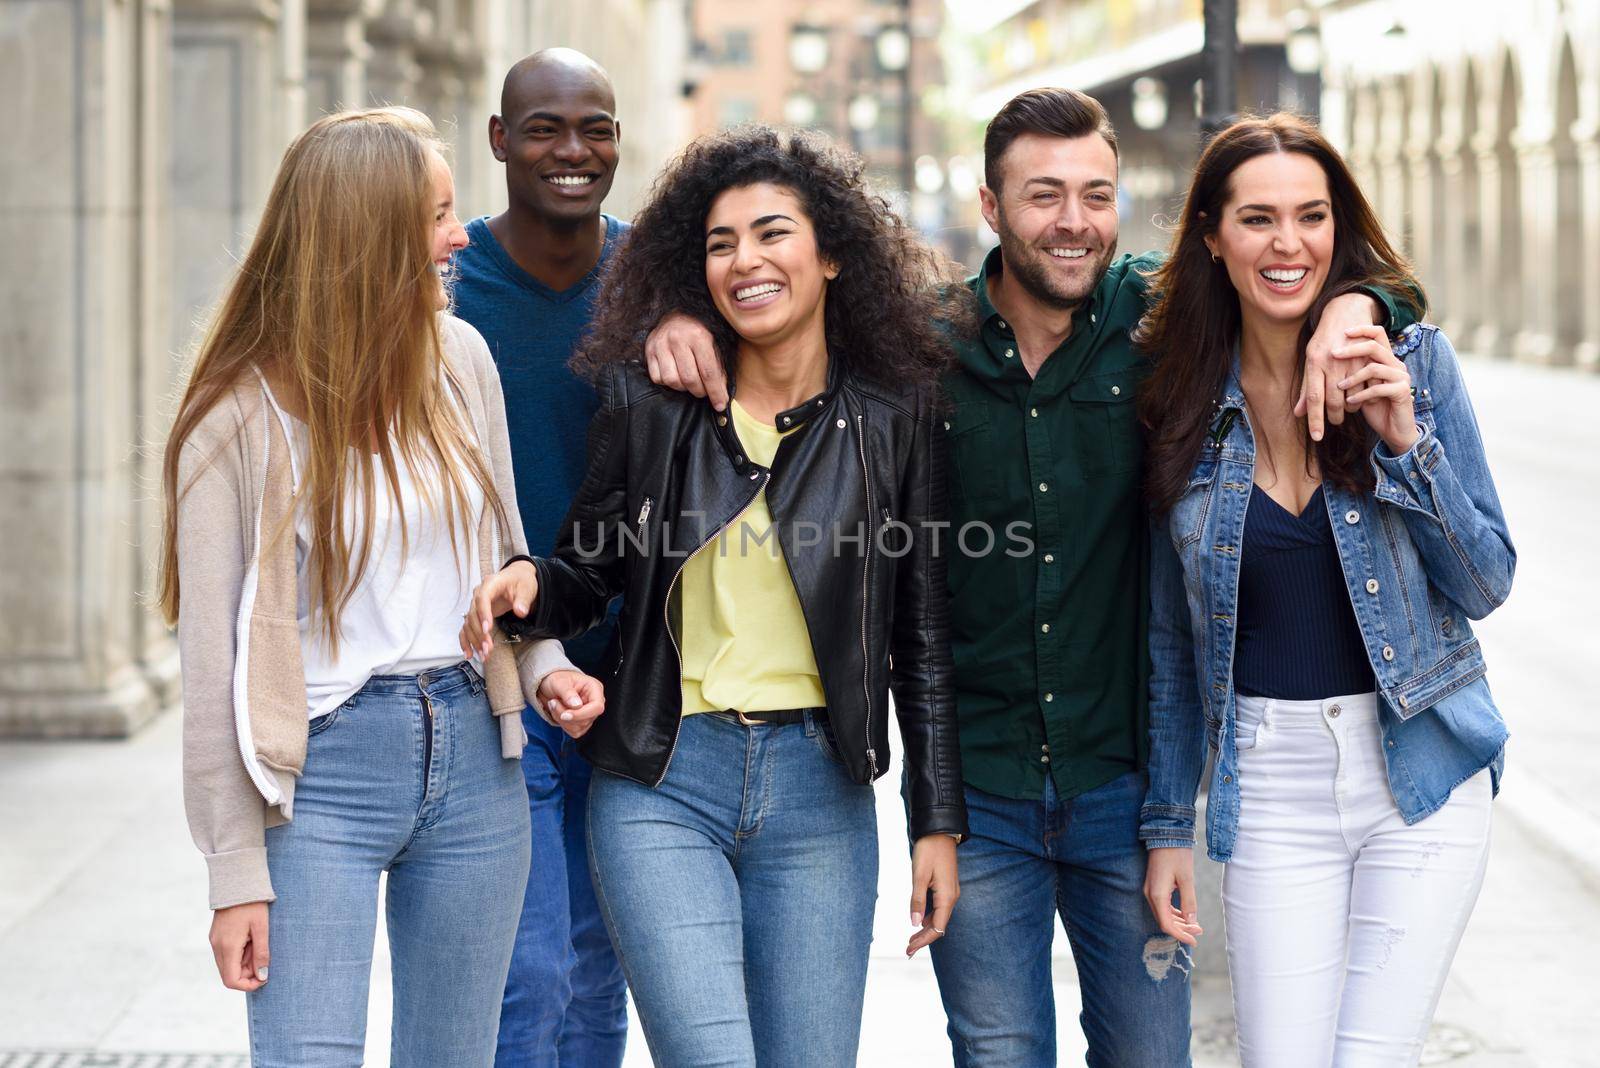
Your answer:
[678,399,827,715]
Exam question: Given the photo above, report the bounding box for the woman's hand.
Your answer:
[210,901,270,991]
[537,670,606,739]
[1335,324,1420,454]
[459,560,539,660]
[1143,847,1203,947]
[1300,290,1382,440]
[643,313,728,410]
[907,834,960,958]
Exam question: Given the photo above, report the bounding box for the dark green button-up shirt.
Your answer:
[943,247,1414,803]
[943,248,1158,803]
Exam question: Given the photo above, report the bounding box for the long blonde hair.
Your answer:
[159,106,504,652]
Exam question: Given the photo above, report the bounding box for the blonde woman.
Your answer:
[158,107,602,1065]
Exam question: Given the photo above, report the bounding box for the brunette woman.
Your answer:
[1136,114,1513,1066]
[462,125,968,1068]
[160,107,598,1065]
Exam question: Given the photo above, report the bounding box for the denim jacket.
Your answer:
[1141,325,1514,862]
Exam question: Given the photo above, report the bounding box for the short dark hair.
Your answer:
[984,88,1119,192]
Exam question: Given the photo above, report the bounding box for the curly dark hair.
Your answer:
[573,124,973,389]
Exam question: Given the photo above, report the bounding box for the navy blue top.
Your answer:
[450,214,625,671]
[1233,484,1375,700]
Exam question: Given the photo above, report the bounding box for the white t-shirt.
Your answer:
[261,383,484,719]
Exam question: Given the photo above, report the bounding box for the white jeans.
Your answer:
[1223,692,1492,1068]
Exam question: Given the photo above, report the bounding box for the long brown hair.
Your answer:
[1135,113,1423,513]
[158,107,503,652]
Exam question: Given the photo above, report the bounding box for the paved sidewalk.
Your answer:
[1,703,1592,1066]
[1,355,1595,1066]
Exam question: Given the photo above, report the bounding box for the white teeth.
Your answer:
[547,175,594,186]
[735,282,782,302]
[1262,268,1308,284]
[1047,248,1089,259]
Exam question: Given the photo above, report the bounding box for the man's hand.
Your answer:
[459,560,538,661]
[907,834,960,957]
[644,313,728,410]
[210,901,270,991]
[1143,846,1203,947]
[536,670,606,739]
[1298,291,1387,440]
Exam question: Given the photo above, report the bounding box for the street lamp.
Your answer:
[1285,10,1322,75]
[784,93,819,127]
[1131,77,1168,131]
[789,25,829,74]
[1201,0,1238,137]
[847,93,881,134]
[874,25,910,73]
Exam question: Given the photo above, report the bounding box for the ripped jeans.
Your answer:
[1225,692,1492,1067]
[925,771,1192,1067]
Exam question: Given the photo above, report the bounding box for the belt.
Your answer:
[717,707,819,726]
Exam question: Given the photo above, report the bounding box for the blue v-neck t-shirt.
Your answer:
[450,213,626,669]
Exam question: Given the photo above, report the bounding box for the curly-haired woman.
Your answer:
[460,125,970,1067]
[1137,114,1513,1064]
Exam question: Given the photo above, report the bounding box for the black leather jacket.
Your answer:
[519,361,967,842]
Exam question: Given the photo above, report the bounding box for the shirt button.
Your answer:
[943,420,951,430]
[1041,755,1050,764]
[1365,578,1380,594]
[780,415,791,426]
[1223,774,1232,784]
[1345,510,1360,525]
[1382,645,1395,661]
[997,319,1007,330]
[717,415,728,427]
[1039,482,1049,493]
[1044,693,1054,703]
[1005,348,1015,359]
[1041,744,1050,753]
[1110,385,1121,396]
[836,419,847,428]
[1044,553,1054,563]
[1030,408,1038,418]
[1387,738,1397,748]
[1090,313,1097,324]
[1328,704,1342,718]
[1041,624,1050,634]
[1398,694,1410,709]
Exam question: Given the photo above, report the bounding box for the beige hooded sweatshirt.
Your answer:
[175,314,574,909]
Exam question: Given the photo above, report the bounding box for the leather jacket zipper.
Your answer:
[855,415,878,779]
[657,471,771,786]
[636,496,653,542]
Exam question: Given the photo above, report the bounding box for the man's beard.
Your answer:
[996,212,1117,312]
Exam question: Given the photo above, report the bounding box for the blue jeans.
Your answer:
[248,663,531,1067]
[927,771,1192,1068]
[496,713,629,1067]
[587,711,877,1068]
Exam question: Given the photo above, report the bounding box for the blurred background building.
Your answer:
[0,0,691,737]
[3,0,1598,737]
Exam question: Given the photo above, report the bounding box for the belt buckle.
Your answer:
[734,709,761,727]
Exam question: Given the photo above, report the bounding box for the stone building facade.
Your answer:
[1316,0,1600,370]
[0,0,688,736]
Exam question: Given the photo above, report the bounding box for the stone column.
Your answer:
[1433,130,1478,342]
[365,0,426,106]
[306,0,376,115]
[1375,78,1411,255]
[1471,131,1519,358]
[1574,124,1600,371]
[170,0,288,361]
[1513,136,1561,364]
[0,0,173,736]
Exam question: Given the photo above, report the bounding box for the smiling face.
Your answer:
[492,64,620,224]
[980,132,1120,310]
[1205,150,1335,328]
[429,151,469,308]
[704,182,836,349]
